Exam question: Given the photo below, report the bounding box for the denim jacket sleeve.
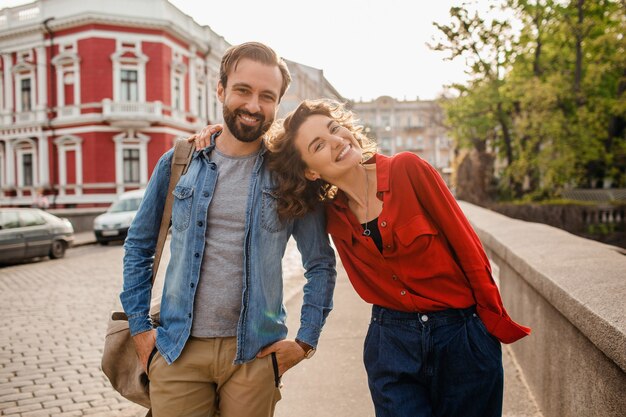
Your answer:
[291,205,337,348]
[120,149,173,336]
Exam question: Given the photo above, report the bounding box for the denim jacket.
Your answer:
[121,136,336,365]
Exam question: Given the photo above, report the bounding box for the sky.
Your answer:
[1,0,476,101]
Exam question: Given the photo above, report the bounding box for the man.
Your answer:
[121,42,337,417]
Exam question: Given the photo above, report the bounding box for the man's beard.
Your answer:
[223,106,273,143]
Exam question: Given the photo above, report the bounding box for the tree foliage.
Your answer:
[432,0,626,200]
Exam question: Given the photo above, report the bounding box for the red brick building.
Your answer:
[0,0,230,207]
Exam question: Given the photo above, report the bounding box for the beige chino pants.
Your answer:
[148,337,281,417]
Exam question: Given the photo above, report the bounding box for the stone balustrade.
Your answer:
[460,201,626,417]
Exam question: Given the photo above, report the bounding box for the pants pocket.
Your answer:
[146,347,158,378]
[270,352,281,388]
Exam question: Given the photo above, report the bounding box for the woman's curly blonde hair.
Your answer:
[266,99,377,220]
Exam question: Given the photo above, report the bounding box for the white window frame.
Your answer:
[193,60,208,118]
[196,85,206,118]
[171,53,187,116]
[207,78,219,122]
[113,130,150,193]
[15,139,38,188]
[111,41,148,103]
[52,43,81,114]
[15,71,35,113]
[172,74,184,111]
[54,135,83,196]
[120,67,140,102]
[122,147,141,183]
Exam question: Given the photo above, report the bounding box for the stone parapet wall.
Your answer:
[492,203,625,248]
[459,202,626,417]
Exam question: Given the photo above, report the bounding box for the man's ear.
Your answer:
[217,82,225,104]
[304,169,320,182]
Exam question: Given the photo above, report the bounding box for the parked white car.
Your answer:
[93,189,145,245]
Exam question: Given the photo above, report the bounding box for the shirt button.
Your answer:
[203,192,209,197]
[385,244,392,249]
[190,283,195,288]
[400,290,406,296]
[381,221,387,227]
[188,313,192,318]
[392,275,398,280]
[210,165,216,170]
[194,253,200,258]
[197,221,203,227]
[421,314,429,322]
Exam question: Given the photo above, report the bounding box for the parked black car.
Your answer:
[0,208,74,263]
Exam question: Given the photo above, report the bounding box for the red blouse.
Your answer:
[326,152,530,344]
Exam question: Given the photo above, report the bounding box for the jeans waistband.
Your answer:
[371,304,477,327]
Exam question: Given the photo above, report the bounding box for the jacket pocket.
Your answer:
[172,185,194,231]
[261,188,286,233]
[394,214,438,247]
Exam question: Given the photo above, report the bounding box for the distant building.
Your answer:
[281,60,344,117]
[351,96,453,182]
[0,0,343,207]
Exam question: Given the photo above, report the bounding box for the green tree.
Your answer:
[433,0,626,201]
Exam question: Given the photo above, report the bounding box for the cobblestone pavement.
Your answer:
[0,242,148,417]
[0,236,306,417]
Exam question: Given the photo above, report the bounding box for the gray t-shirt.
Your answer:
[191,149,258,337]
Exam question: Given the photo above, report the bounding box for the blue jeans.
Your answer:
[364,305,503,417]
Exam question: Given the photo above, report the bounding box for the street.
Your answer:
[0,242,147,417]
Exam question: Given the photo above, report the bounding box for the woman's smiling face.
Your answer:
[294,114,364,182]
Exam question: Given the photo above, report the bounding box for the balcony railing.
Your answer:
[1,110,47,126]
[0,112,11,126]
[57,105,81,119]
[102,99,163,127]
[0,3,41,31]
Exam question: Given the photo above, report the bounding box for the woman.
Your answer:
[193,99,530,417]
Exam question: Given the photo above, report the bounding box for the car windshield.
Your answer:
[108,197,142,213]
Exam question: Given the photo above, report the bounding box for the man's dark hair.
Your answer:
[219,42,291,101]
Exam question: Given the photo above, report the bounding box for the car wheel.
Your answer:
[49,240,66,259]
[98,240,109,246]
